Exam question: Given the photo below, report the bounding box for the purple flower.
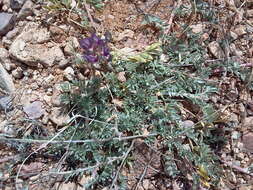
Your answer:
[84,54,98,63]
[79,38,92,50]
[79,33,111,64]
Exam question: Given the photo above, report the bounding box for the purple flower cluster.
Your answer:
[79,33,111,64]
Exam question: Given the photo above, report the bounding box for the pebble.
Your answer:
[181,120,194,128]
[231,131,240,140]
[58,58,70,69]
[0,47,9,61]
[208,41,225,59]
[64,67,75,81]
[12,67,24,79]
[0,96,13,111]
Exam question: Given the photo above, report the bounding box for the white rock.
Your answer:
[64,66,75,81]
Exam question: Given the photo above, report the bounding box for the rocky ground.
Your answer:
[0,0,253,189]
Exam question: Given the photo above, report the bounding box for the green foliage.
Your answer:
[43,0,107,28]
[45,0,106,10]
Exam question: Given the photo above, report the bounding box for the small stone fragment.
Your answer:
[23,101,44,119]
[12,67,23,79]
[112,98,123,108]
[64,66,75,81]
[6,27,20,39]
[0,13,16,36]
[234,25,247,36]
[242,133,253,153]
[58,58,70,69]
[50,107,70,126]
[208,41,224,59]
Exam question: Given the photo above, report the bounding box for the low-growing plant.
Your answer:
[43,32,226,189]
[42,0,107,29]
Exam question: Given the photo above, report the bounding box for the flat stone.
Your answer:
[0,63,15,93]
[23,101,44,119]
[0,13,16,36]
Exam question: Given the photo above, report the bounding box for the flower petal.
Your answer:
[102,46,110,57]
[84,54,98,63]
[91,33,100,44]
[79,38,92,49]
